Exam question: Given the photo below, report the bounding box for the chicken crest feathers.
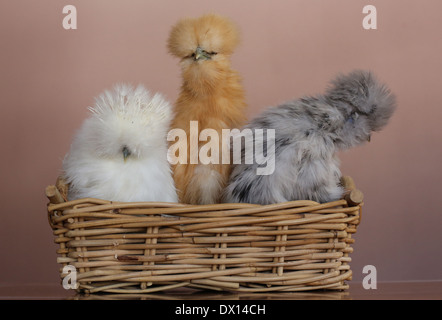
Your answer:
[326,70,397,132]
[167,13,240,58]
[90,84,172,128]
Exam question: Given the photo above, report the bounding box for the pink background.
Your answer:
[0,0,441,286]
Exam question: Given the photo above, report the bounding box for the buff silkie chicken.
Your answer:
[224,70,397,204]
[62,84,178,203]
[167,14,247,204]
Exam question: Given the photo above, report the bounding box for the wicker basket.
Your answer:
[46,176,363,294]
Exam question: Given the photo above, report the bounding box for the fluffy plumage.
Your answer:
[224,70,397,204]
[167,14,247,204]
[63,84,178,202]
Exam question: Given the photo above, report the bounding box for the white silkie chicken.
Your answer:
[63,84,178,203]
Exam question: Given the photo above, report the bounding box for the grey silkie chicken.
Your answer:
[223,70,396,204]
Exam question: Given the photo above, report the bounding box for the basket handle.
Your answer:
[46,176,69,229]
[46,176,69,204]
[45,185,65,205]
[341,176,364,207]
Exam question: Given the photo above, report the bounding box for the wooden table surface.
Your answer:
[0,281,441,300]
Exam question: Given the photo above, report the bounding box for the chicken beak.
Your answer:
[122,146,131,162]
[194,47,204,60]
[194,47,210,61]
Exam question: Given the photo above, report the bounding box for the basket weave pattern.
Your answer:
[46,177,362,294]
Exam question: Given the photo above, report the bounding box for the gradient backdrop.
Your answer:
[0,0,441,287]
